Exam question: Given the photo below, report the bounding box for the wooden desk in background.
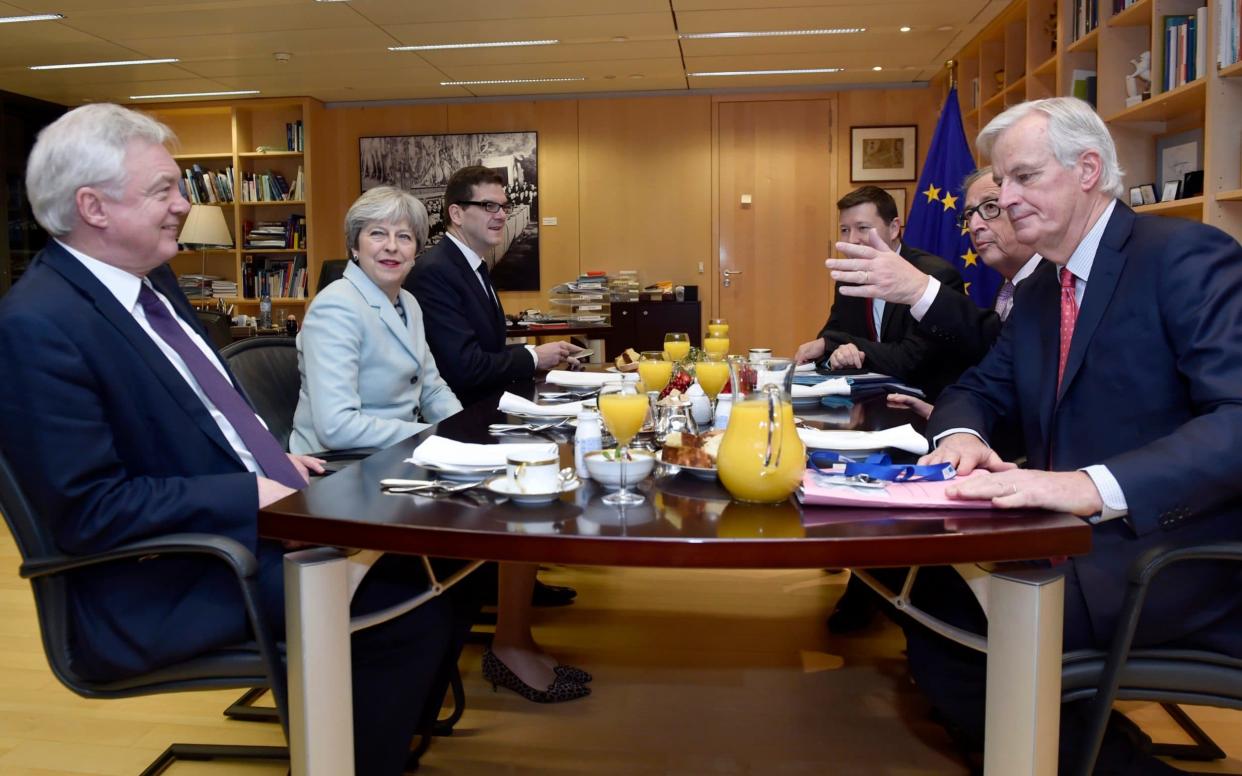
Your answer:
[261,392,1090,776]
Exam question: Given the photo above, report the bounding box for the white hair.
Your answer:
[976,97,1125,199]
[26,103,175,236]
[345,186,430,256]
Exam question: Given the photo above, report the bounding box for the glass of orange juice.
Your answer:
[598,379,649,505]
[695,353,730,426]
[637,351,673,394]
[664,332,690,362]
[702,331,730,357]
[707,318,729,337]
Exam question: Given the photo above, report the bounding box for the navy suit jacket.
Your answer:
[817,243,967,398]
[0,242,274,680]
[928,204,1242,653]
[404,237,535,407]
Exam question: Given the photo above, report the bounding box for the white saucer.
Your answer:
[677,464,719,481]
[485,475,580,505]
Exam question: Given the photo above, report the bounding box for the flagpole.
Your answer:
[945,59,957,90]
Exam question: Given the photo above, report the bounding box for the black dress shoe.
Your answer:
[826,577,879,634]
[532,580,577,607]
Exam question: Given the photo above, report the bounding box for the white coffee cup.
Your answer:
[506,450,561,494]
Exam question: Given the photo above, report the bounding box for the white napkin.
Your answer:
[544,370,616,388]
[797,423,929,454]
[795,362,818,373]
[407,435,556,468]
[498,391,587,417]
[791,378,850,398]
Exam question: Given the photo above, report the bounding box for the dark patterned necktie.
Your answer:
[137,284,305,488]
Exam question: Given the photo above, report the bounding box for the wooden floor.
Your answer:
[1,531,1239,775]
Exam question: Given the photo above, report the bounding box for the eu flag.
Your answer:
[903,86,1001,306]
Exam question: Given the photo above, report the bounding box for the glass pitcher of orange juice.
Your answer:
[716,357,805,503]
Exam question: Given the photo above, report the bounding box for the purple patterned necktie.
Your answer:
[994,280,1016,322]
[137,284,305,488]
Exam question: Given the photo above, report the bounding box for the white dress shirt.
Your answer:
[911,253,1043,321]
[59,240,261,475]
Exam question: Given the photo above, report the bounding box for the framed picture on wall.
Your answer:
[883,187,909,220]
[359,131,540,291]
[850,125,917,182]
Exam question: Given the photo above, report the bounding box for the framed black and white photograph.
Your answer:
[851,125,917,182]
[883,187,908,220]
[1128,186,1145,207]
[1161,180,1181,202]
[1140,184,1158,206]
[359,131,540,291]
[1155,127,1203,193]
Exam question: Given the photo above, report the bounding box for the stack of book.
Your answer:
[211,279,238,298]
[609,270,641,302]
[180,165,234,204]
[243,215,306,249]
[178,273,219,299]
[550,273,611,324]
[1162,9,1209,91]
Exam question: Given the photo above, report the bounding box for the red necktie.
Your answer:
[865,299,878,341]
[1056,267,1078,392]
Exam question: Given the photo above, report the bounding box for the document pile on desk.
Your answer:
[799,470,991,509]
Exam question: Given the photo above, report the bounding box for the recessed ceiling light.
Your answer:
[937,25,954,32]
[900,26,912,32]
[872,65,883,71]
[440,77,585,86]
[31,58,178,71]
[314,0,349,3]
[0,13,64,24]
[390,39,558,51]
[688,67,844,77]
[130,90,260,100]
[680,28,864,39]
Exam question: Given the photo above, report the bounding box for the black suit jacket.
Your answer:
[817,243,966,398]
[405,237,535,406]
[928,204,1242,654]
[919,260,1052,365]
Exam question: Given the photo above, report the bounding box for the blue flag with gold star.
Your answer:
[903,86,1001,307]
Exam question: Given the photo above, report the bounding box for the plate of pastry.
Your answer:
[660,430,723,480]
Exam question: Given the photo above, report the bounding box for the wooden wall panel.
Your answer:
[578,96,714,318]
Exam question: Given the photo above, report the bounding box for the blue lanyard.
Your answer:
[807,451,956,483]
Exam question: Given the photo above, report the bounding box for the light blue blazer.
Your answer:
[290,260,462,454]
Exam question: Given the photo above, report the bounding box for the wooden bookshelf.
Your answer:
[139,98,320,319]
[951,0,1241,242]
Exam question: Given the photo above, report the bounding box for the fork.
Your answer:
[383,479,484,494]
[488,418,571,435]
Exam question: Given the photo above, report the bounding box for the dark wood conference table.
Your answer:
[261,384,1091,776]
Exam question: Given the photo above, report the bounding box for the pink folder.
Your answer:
[798,470,997,509]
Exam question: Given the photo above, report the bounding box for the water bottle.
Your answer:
[259,284,273,330]
[574,408,602,479]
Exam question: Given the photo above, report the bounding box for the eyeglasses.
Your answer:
[957,199,1003,229]
[457,200,514,214]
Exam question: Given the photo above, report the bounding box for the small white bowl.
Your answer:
[584,449,656,487]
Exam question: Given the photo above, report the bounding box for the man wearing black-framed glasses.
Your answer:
[825,168,1043,371]
[405,165,584,407]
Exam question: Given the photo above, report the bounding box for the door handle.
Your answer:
[723,269,743,288]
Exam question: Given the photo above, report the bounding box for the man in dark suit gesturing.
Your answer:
[916,97,1242,773]
[406,165,583,407]
[0,104,471,775]
[795,186,965,398]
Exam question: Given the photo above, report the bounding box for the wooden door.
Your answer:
[717,99,836,357]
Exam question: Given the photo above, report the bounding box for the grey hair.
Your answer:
[345,186,430,257]
[26,103,175,237]
[976,97,1125,199]
[961,166,993,196]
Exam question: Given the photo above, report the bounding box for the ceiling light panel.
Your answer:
[679,28,864,39]
[130,89,260,100]
[688,67,844,77]
[390,39,558,51]
[31,57,178,70]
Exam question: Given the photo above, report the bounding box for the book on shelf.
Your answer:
[284,119,304,152]
[1071,0,1099,41]
[240,170,300,202]
[243,254,308,299]
[1217,0,1241,67]
[242,214,307,250]
[1161,14,1204,91]
[1071,69,1098,107]
[178,273,220,299]
[180,165,235,204]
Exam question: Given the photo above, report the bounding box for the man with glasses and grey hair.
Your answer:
[406,165,584,408]
[908,96,1242,774]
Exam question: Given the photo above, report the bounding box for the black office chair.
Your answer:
[218,335,468,738]
[316,259,348,294]
[0,449,289,775]
[1063,542,1242,776]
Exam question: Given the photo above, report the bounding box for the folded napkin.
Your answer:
[498,391,588,417]
[797,423,929,455]
[407,435,557,468]
[791,378,850,399]
[544,370,616,388]
[795,362,818,373]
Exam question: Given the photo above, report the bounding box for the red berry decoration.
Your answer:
[659,366,694,399]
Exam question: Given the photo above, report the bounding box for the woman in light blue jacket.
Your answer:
[293,186,589,703]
